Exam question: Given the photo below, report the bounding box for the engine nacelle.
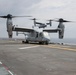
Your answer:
[7,25,13,38]
[58,23,65,39]
[58,29,64,39]
[7,18,13,38]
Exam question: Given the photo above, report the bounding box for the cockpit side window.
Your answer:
[36,32,38,38]
[39,33,43,37]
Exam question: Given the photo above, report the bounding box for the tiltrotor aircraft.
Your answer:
[0,14,72,44]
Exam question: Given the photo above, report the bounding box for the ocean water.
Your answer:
[0,38,76,45]
[50,38,76,45]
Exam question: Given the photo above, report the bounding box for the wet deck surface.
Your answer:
[0,39,76,75]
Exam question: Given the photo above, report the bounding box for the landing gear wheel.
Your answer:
[22,40,29,44]
[45,41,48,45]
[22,41,25,44]
[39,42,42,44]
[39,41,48,45]
[26,40,29,43]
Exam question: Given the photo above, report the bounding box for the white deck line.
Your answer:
[19,45,40,49]
[0,61,14,75]
[8,70,14,75]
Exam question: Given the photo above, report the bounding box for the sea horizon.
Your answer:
[50,38,76,45]
[0,37,76,45]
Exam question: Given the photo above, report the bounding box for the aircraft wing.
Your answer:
[43,29,60,33]
[13,27,34,32]
[36,22,44,25]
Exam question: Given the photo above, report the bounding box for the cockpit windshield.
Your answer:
[43,32,50,39]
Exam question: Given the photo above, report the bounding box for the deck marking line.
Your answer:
[44,45,76,51]
[8,70,14,75]
[49,45,70,47]
[0,61,2,64]
[19,45,40,49]
[0,61,14,75]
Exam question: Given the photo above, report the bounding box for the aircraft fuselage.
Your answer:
[23,31,50,44]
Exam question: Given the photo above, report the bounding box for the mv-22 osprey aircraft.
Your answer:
[0,14,72,45]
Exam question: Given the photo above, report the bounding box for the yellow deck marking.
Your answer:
[43,45,76,52]
[48,45,70,47]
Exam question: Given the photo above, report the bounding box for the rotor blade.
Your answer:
[54,18,72,22]
[55,20,72,22]
[30,18,38,20]
[47,19,54,21]
[61,20,72,22]
[0,15,32,18]
[0,16,7,18]
[46,18,59,21]
[13,16,32,18]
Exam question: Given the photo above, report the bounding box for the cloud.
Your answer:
[0,0,41,15]
[30,0,72,9]
[28,0,76,20]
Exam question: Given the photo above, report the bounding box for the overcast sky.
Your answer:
[0,0,76,38]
